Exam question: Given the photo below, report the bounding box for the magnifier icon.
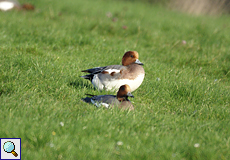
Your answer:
[3,141,18,157]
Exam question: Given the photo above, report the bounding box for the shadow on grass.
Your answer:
[0,87,14,97]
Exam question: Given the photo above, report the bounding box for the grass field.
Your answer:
[0,0,230,159]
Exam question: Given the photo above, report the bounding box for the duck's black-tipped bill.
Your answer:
[135,59,144,65]
[127,92,134,98]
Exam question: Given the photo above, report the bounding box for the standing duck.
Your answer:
[81,51,145,92]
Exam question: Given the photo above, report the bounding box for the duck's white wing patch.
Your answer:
[100,103,110,108]
[91,99,109,108]
[103,69,120,74]
[0,1,14,11]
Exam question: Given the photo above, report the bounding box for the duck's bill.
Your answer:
[127,92,134,98]
[135,59,144,65]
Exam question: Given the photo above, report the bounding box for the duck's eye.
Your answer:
[130,55,134,58]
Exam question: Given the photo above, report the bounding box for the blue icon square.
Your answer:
[0,138,21,160]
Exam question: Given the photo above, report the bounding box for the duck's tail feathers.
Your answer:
[81,69,90,73]
[80,74,94,81]
[81,97,92,103]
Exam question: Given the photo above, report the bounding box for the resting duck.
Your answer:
[82,84,134,110]
[81,51,145,92]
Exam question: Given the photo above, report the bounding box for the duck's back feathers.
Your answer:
[81,67,106,74]
[82,95,119,108]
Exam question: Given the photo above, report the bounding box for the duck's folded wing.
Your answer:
[81,67,106,74]
[91,95,119,108]
[103,65,126,73]
[82,65,126,74]
[97,65,127,80]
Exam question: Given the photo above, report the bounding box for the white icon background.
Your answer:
[1,138,21,159]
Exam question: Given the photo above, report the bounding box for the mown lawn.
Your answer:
[0,0,229,159]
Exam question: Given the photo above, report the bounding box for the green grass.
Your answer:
[0,0,230,159]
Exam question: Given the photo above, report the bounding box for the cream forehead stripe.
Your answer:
[0,1,14,11]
